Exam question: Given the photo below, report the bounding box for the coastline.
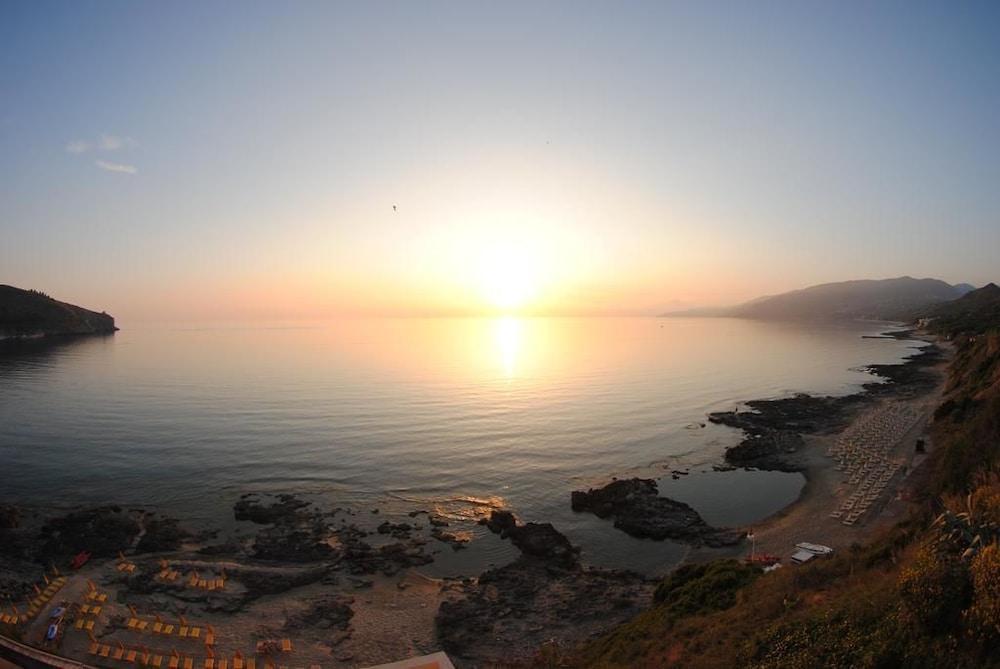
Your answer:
[0,326,951,667]
[688,328,950,564]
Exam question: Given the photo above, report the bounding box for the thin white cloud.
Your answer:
[98,134,135,151]
[66,133,135,154]
[95,159,137,175]
[66,140,91,154]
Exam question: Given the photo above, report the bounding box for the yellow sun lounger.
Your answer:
[179,626,189,637]
[127,649,138,663]
[98,593,108,602]
[164,624,175,635]
[114,646,125,660]
[85,620,95,631]
[279,639,292,653]
[169,657,180,669]
[204,632,215,646]
[183,658,194,669]
[153,622,163,634]
[128,618,140,629]
[88,643,99,655]
[217,660,227,669]
[233,656,244,669]
[215,578,225,589]
[75,619,85,630]
[100,645,111,657]
[189,627,201,639]
[137,620,149,631]
[245,659,255,669]
[204,659,215,669]
[0,614,11,624]
[91,606,102,615]
[152,655,163,668]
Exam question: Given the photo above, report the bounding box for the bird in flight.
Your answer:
[392,205,397,212]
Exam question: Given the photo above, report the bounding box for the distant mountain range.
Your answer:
[0,284,117,339]
[663,277,976,322]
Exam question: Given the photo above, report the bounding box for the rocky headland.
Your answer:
[0,284,117,339]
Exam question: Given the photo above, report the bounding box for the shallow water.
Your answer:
[0,317,922,575]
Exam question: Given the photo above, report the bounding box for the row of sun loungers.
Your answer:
[88,644,297,669]
[827,403,917,526]
[127,618,213,644]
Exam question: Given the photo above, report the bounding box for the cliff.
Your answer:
[0,285,117,339]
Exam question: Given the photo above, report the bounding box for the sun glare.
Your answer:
[478,244,540,313]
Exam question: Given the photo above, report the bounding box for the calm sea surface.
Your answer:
[0,317,922,575]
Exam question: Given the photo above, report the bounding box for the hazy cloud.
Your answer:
[95,159,137,175]
[98,134,135,151]
[66,133,135,154]
[65,140,91,154]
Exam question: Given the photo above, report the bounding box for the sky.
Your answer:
[2,1,999,322]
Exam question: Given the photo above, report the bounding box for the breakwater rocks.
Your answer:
[570,478,743,546]
[709,339,943,471]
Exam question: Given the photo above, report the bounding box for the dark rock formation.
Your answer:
[436,557,653,664]
[0,505,20,529]
[481,510,579,566]
[38,506,141,559]
[234,493,311,525]
[709,342,943,470]
[571,479,742,546]
[135,515,190,553]
[0,284,117,339]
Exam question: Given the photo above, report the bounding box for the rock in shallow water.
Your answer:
[570,478,742,546]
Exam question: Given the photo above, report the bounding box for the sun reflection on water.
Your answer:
[493,316,523,377]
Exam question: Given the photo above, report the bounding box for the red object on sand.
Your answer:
[745,553,781,566]
[70,551,91,570]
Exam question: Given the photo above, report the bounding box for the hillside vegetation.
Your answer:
[548,284,1000,669]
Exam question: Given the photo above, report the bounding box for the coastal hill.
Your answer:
[665,276,972,321]
[924,282,1000,335]
[0,284,117,339]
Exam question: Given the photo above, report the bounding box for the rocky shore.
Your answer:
[438,510,654,664]
[708,336,942,471]
[0,494,656,666]
[570,478,743,546]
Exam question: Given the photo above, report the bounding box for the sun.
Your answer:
[478,244,539,312]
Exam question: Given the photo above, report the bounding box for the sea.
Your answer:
[0,317,925,576]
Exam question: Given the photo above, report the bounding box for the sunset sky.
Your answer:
[2,2,998,321]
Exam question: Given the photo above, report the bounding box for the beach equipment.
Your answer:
[70,551,91,569]
[46,623,59,640]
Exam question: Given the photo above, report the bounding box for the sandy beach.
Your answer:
[692,335,951,564]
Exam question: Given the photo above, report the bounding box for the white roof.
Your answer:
[795,542,833,555]
[790,549,816,563]
[365,652,456,669]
